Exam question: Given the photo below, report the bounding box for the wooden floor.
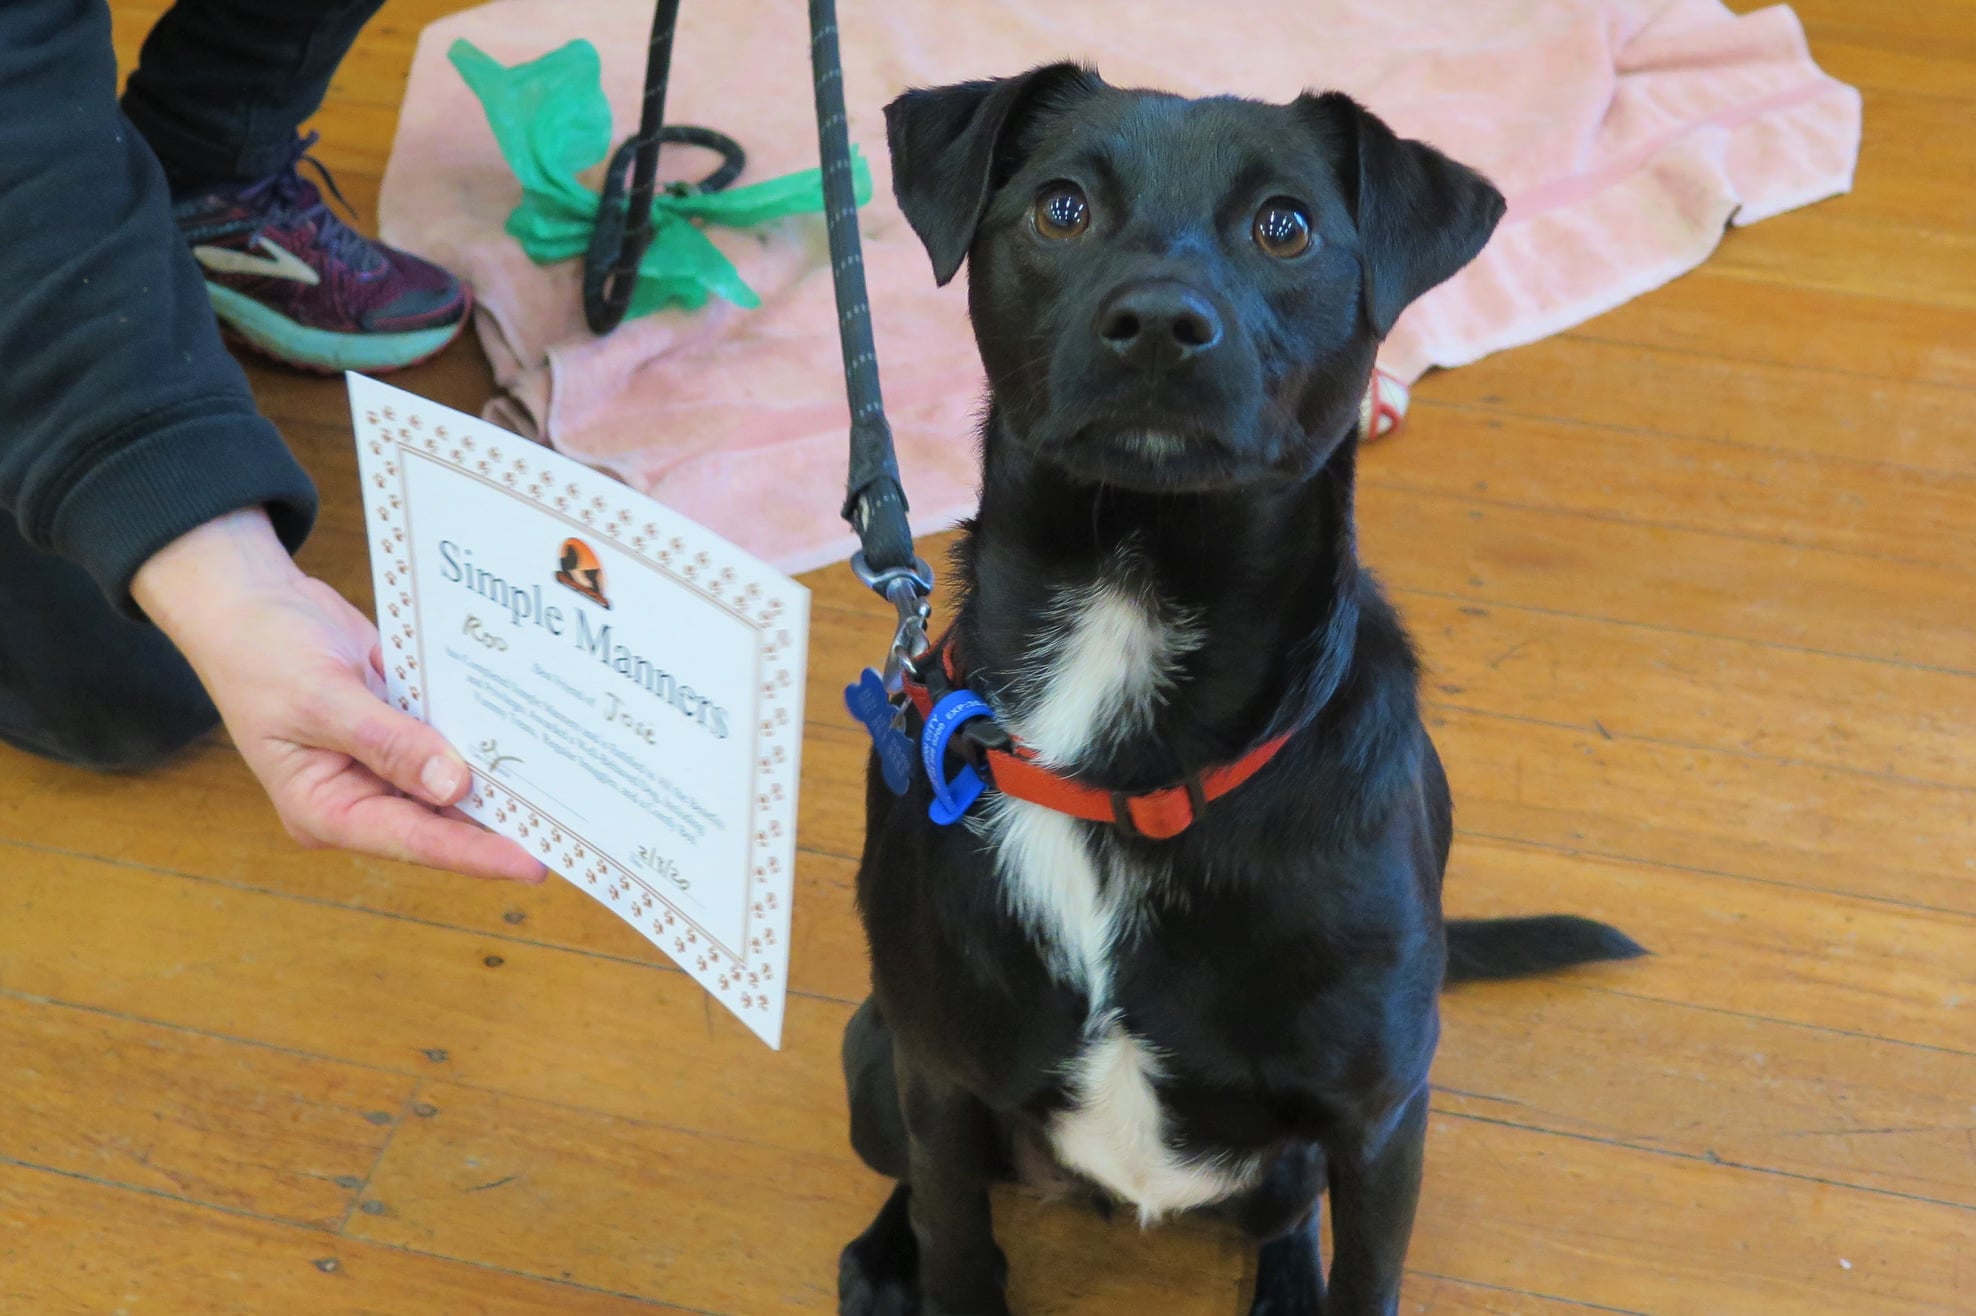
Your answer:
[4,3,1971,1313]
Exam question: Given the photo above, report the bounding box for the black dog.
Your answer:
[840,65,1642,1316]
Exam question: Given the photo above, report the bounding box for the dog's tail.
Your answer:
[1443,916,1646,986]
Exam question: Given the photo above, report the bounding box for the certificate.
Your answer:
[347,374,808,1047]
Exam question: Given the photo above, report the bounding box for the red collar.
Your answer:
[898,634,1293,841]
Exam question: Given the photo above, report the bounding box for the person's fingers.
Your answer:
[307,791,547,882]
[307,674,472,807]
[362,658,389,703]
[364,644,388,699]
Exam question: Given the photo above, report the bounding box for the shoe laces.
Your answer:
[237,132,383,274]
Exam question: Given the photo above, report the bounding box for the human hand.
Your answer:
[133,508,546,882]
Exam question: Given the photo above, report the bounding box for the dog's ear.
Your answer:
[884,63,1101,286]
[1297,92,1506,338]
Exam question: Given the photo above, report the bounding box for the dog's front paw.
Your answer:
[839,1193,921,1315]
[1248,1291,1324,1316]
[839,1244,1011,1316]
[1247,1223,1325,1316]
[839,1238,921,1316]
[839,1186,928,1316]
[840,1184,1012,1316]
[839,1240,1014,1316]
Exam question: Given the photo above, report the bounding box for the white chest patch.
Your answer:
[979,571,1252,1220]
[1005,579,1195,770]
[1051,1012,1262,1224]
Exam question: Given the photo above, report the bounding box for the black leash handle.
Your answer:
[582,0,746,335]
[808,0,933,636]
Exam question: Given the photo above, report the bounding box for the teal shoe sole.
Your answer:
[205,281,466,374]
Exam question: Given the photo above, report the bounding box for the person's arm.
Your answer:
[0,0,316,606]
[1,1,540,882]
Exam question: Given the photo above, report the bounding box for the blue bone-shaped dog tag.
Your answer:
[844,668,914,795]
[921,689,995,826]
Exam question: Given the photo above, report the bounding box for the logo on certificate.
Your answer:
[556,537,611,610]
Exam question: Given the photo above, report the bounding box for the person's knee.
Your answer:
[0,680,217,773]
[0,526,220,774]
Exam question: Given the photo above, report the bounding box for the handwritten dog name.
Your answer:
[463,614,508,651]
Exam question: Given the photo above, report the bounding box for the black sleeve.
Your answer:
[0,0,318,616]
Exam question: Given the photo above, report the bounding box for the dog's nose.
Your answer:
[1096,281,1222,368]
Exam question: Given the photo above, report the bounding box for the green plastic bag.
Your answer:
[450,37,873,318]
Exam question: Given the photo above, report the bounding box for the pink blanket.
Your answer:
[379,0,1859,574]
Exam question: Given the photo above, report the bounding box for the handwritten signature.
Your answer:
[476,739,523,777]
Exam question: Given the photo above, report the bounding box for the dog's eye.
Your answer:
[1032,183,1091,240]
[1253,199,1314,259]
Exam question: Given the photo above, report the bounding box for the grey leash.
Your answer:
[808,0,934,682]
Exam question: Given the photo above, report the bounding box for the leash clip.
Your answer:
[851,551,936,694]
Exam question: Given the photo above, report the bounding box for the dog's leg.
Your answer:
[839,1045,1009,1316]
[840,1182,921,1316]
[837,1001,922,1315]
[899,1057,1010,1315]
[1236,1144,1327,1315]
[1251,1211,1326,1316]
[1323,1085,1429,1316]
[845,997,910,1179]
